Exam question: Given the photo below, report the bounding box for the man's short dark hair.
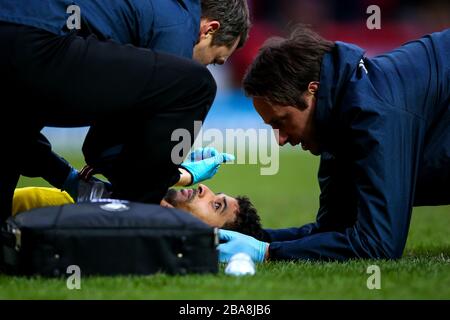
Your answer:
[201,0,251,49]
[223,196,264,240]
[243,25,335,108]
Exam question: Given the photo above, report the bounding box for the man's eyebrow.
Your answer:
[267,117,280,127]
[271,116,284,126]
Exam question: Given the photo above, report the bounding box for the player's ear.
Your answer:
[206,20,220,36]
[199,19,220,39]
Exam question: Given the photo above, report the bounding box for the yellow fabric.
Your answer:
[12,187,74,216]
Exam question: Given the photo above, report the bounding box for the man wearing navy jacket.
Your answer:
[0,0,250,221]
[218,26,449,263]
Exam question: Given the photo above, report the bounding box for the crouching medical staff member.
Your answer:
[218,26,450,263]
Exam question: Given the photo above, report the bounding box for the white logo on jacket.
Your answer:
[359,59,369,74]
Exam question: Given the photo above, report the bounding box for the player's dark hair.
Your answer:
[243,25,335,108]
[223,196,264,240]
[201,0,251,49]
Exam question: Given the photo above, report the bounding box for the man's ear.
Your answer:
[199,19,221,39]
[307,81,320,95]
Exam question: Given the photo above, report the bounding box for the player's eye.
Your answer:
[214,202,221,210]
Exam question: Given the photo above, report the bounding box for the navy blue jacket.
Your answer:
[265,29,450,261]
[0,0,200,58]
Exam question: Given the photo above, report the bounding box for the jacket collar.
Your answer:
[315,41,366,153]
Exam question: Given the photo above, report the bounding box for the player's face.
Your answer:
[193,19,240,66]
[193,36,240,66]
[253,95,321,155]
[163,184,239,228]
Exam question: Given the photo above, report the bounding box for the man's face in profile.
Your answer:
[162,184,239,228]
[193,19,241,66]
[252,85,321,155]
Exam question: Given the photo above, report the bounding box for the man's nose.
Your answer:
[198,184,210,197]
[276,131,289,146]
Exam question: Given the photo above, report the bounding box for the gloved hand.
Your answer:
[181,147,235,185]
[186,147,219,162]
[62,166,112,202]
[77,177,112,203]
[218,229,269,263]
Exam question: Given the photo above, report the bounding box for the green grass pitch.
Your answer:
[1,150,449,299]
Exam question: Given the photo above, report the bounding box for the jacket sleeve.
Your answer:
[269,102,425,261]
[263,150,360,243]
[20,133,72,189]
[263,223,319,242]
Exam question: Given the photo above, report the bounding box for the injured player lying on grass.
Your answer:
[12,184,264,240]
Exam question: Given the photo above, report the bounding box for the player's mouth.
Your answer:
[180,188,196,202]
[163,188,197,206]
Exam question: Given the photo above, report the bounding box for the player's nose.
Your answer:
[277,132,289,146]
[198,184,211,197]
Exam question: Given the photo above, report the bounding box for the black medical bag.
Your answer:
[0,200,219,276]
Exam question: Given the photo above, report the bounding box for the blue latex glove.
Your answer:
[218,229,269,263]
[186,147,218,162]
[181,147,235,185]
